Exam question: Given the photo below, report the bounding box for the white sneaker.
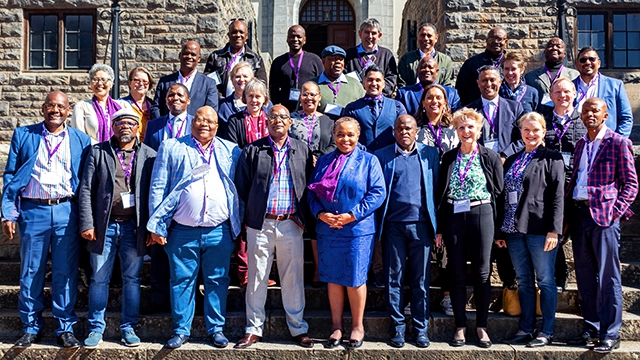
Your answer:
[440,295,454,316]
[404,302,411,316]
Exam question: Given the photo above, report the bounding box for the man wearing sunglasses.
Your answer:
[78,109,157,348]
[2,91,92,348]
[234,105,315,349]
[572,46,633,138]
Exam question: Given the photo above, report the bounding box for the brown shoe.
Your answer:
[234,334,261,349]
[292,333,314,348]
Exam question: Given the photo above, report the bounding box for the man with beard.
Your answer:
[153,41,219,116]
[398,22,454,87]
[269,25,323,111]
[78,109,156,348]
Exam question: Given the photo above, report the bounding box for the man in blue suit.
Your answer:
[396,56,461,116]
[573,46,633,138]
[375,114,439,349]
[153,40,219,116]
[343,65,407,152]
[2,91,92,348]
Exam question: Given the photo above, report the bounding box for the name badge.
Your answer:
[508,191,518,205]
[289,88,301,101]
[541,94,553,107]
[191,164,210,177]
[325,103,343,116]
[208,71,222,85]
[485,140,499,152]
[453,199,471,214]
[40,171,59,185]
[346,71,361,81]
[121,192,135,209]
[562,152,572,166]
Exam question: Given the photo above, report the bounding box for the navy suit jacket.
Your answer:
[395,83,461,116]
[572,74,633,138]
[152,71,219,117]
[143,113,194,151]
[342,97,407,151]
[374,142,439,237]
[467,97,524,158]
[2,123,92,221]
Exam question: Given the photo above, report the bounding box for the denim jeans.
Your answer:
[88,220,143,333]
[506,232,558,335]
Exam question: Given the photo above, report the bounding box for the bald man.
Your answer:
[269,25,324,111]
[456,27,509,105]
[153,40,219,116]
[565,98,638,353]
[204,20,268,97]
[147,106,242,349]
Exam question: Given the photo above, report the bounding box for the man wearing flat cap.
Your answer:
[78,108,157,347]
[311,45,365,120]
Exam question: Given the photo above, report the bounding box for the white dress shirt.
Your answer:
[573,125,607,200]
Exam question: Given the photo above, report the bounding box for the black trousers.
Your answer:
[444,203,493,328]
[491,243,516,287]
[150,243,171,306]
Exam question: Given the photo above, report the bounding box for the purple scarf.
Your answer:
[92,96,122,142]
[308,150,353,202]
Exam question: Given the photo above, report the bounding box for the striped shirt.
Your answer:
[266,139,296,215]
[22,124,74,199]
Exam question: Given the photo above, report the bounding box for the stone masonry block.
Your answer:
[0,23,21,37]
[136,46,164,62]
[164,14,195,25]
[0,102,9,116]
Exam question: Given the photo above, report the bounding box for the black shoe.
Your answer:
[325,337,341,349]
[56,332,80,348]
[348,338,363,349]
[389,332,405,348]
[527,335,552,348]
[166,334,189,349]
[478,340,492,348]
[450,338,465,347]
[503,332,533,344]
[415,334,430,348]
[567,332,598,346]
[15,333,40,348]
[593,339,620,353]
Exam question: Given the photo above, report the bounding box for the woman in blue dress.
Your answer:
[308,117,386,349]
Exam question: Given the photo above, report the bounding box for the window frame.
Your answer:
[574,7,640,70]
[23,9,97,72]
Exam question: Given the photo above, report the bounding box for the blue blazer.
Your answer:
[143,113,194,151]
[395,83,462,116]
[467,97,524,158]
[572,73,633,138]
[342,97,407,151]
[374,142,439,237]
[2,123,92,221]
[152,71,219,117]
[308,145,386,237]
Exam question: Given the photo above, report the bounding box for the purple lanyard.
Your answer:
[41,124,65,162]
[511,149,536,177]
[552,117,572,142]
[193,136,214,165]
[225,48,244,73]
[115,148,136,189]
[577,73,599,104]
[516,86,527,102]
[427,122,442,151]
[288,51,304,85]
[457,145,478,186]
[544,64,564,84]
[483,101,499,130]
[492,53,504,68]
[268,136,290,179]
[167,118,186,138]
[357,49,377,69]
[131,98,150,119]
[327,81,342,102]
[302,112,317,145]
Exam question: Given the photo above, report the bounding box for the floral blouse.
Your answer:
[448,150,491,201]
[289,112,323,152]
[418,124,459,156]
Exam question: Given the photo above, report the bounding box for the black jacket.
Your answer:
[467,97,525,158]
[344,45,398,97]
[235,136,315,230]
[78,139,157,256]
[543,109,587,181]
[436,145,504,235]
[204,44,268,96]
[495,146,565,239]
[455,50,506,106]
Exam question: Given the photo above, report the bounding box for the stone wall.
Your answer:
[0,0,256,166]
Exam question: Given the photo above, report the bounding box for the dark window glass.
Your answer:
[29,15,58,69]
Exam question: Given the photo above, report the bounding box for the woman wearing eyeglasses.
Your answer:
[225,79,271,149]
[70,63,132,144]
[119,67,159,142]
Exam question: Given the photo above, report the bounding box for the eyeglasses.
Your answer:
[43,103,69,111]
[301,92,319,98]
[131,79,149,86]
[91,77,112,84]
[113,120,139,128]
[268,114,290,121]
[579,56,598,64]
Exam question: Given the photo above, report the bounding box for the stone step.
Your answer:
[1,309,640,343]
[1,283,640,314]
[2,340,640,360]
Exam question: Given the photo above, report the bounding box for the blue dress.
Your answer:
[308,146,386,287]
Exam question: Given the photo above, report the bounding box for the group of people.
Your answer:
[1,16,637,355]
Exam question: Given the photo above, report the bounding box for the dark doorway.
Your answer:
[299,0,356,57]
